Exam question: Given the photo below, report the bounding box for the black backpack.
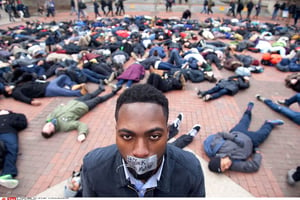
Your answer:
[0,140,6,170]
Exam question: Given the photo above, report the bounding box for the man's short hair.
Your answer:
[115,84,169,122]
[41,131,54,139]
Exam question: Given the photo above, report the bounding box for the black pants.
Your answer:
[168,121,193,149]
[76,88,115,110]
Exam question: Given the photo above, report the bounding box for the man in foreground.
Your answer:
[80,84,205,197]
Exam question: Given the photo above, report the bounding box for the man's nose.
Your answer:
[132,139,150,158]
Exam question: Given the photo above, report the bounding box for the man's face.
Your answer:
[116,102,168,179]
[220,157,232,172]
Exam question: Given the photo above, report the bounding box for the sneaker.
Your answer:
[112,85,122,94]
[287,168,296,185]
[197,90,204,98]
[173,113,184,129]
[0,174,19,189]
[246,102,254,112]
[103,79,109,85]
[277,99,286,106]
[204,94,212,101]
[200,39,206,47]
[109,83,117,90]
[98,80,105,91]
[188,124,201,137]
[266,119,285,126]
[255,94,266,102]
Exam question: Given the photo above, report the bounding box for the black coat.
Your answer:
[0,111,28,134]
[217,75,249,95]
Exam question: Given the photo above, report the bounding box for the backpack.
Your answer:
[0,140,6,170]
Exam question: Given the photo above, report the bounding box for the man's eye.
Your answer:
[122,135,132,140]
[149,134,161,140]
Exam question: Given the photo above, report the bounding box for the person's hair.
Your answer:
[41,131,54,139]
[2,86,12,97]
[115,84,169,122]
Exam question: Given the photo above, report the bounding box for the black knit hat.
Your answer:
[208,157,222,173]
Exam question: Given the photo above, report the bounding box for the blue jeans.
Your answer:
[81,68,107,83]
[0,133,18,177]
[78,9,85,19]
[230,111,274,147]
[167,49,186,68]
[157,62,177,70]
[203,85,229,100]
[20,65,45,77]
[285,93,300,107]
[264,96,300,125]
[116,79,133,88]
[272,9,279,19]
[45,74,82,97]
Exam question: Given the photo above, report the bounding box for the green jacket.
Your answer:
[46,100,89,136]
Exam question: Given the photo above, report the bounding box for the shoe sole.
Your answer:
[0,179,19,189]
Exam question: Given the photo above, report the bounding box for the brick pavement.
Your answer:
[0,2,299,197]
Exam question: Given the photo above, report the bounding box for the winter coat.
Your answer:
[46,100,89,136]
[11,81,49,104]
[216,75,249,95]
[204,131,261,172]
[117,63,145,81]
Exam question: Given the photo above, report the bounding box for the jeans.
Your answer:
[78,9,86,19]
[168,49,186,68]
[20,65,45,77]
[285,93,300,107]
[116,79,133,88]
[158,62,178,70]
[272,9,279,19]
[0,133,18,177]
[264,95,300,125]
[230,111,274,147]
[201,5,208,13]
[81,68,107,83]
[45,74,82,97]
[203,85,229,100]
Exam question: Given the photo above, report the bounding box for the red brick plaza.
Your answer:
[0,2,299,197]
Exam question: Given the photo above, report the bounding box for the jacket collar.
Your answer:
[116,145,174,194]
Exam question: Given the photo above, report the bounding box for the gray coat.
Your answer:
[207,131,262,172]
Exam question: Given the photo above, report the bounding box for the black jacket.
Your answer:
[12,81,49,104]
[0,111,28,134]
[217,75,250,95]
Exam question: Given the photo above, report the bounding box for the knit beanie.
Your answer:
[208,157,222,173]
